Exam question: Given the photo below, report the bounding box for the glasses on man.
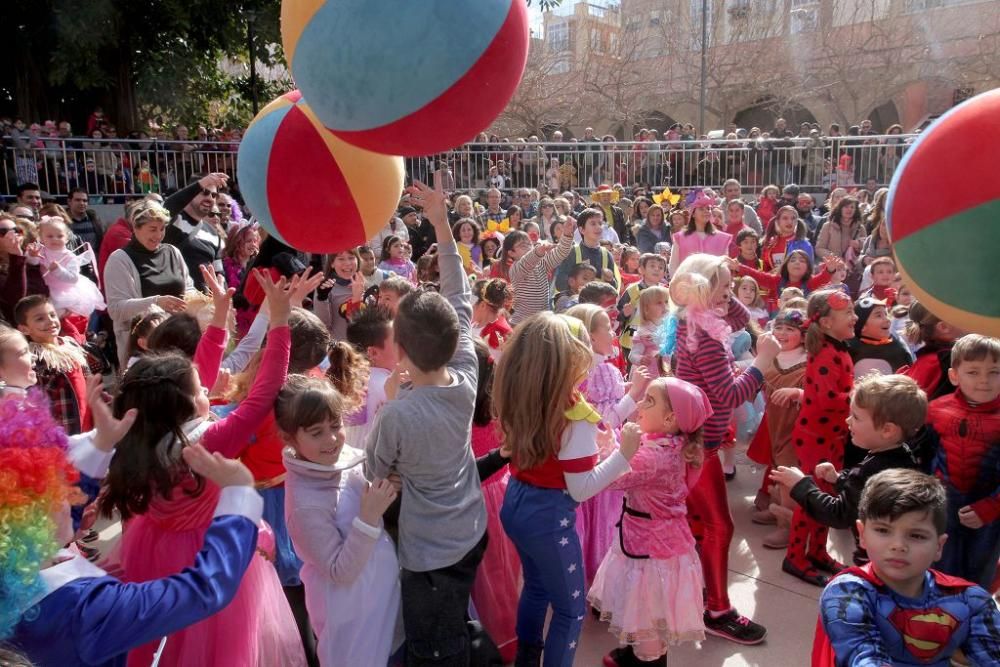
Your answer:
[200,189,219,199]
[0,227,25,237]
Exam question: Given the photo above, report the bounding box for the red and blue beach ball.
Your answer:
[281,0,530,156]
[886,87,1000,337]
[237,90,404,254]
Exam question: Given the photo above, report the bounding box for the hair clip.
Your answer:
[826,291,852,311]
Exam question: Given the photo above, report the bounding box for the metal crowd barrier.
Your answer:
[2,134,916,201]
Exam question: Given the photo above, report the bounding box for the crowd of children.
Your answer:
[1,177,998,667]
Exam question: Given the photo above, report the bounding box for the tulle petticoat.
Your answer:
[588,542,705,649]
[48,277,106,318]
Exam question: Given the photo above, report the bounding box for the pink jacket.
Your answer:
[609,433,700,560]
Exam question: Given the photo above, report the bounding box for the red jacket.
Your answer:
[928,391,1000,523]
[98,218,133,284]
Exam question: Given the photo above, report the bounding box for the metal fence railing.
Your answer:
[2,134,916,202]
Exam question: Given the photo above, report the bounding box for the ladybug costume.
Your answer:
[785,334,854,581]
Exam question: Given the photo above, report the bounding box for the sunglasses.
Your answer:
[0,227,25,237]
[200,189,219,198]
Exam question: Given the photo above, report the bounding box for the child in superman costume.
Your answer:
[813,469,1000,666]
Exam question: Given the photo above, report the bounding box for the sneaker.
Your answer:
[782,558,830,587]
[750,508,777,525]
[762,526,789,549]
[76,542,100,562]
[78,528,99,543]
[703,609,767,645]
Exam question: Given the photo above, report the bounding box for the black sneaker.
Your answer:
[76,542,100,562]
[79,528,100,543]
[703,609,767,645]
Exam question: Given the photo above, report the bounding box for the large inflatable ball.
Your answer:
[887,88,1000,337]
[238,90,404,254]
[281,0,529,156]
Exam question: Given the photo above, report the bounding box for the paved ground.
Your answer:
[90,455,851,666]
[572,454,855,666]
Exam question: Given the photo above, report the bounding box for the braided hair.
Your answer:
[99,353,202,521]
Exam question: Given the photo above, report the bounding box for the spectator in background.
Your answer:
[162,172,228,291]
[795,192,822,244]
[477,188,506,227]
[369,213,410,263]
[721,179,762,234]
[15,183,42,219]
[66,188,104,256]
[0,212,48,323]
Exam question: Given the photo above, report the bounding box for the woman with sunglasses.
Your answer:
[0,212,48,323]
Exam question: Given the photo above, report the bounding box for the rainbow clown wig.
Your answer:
[0,391,77,639]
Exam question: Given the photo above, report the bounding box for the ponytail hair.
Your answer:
[804,289,849,356]
[682,426,705,468]
[905,300,941,346]
[325,341,369,413]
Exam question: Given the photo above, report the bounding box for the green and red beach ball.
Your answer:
[887,87,1000,337]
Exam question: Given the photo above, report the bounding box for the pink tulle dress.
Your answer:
[588,433,705,654]
[576,355,634,585]
[470,421,521,663]
[120,327,306,667]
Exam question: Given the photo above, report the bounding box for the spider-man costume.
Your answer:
[813,564,1000,666]
[925,391,1000,587]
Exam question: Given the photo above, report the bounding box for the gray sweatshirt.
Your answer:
[364,239,487,572]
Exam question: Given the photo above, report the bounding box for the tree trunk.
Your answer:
[114,43,139,133]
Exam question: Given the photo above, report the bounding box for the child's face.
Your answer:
[821,305,857,341]
[18,303,61,345]
[636,383,678,435]
[831,266,848,284]
[582,217,603,244]
[644,298,668,324]
[40,224,68,251]
[772,323,803,351]
[459,223,475,243]
[777,210,797,236]
[569,269,596,293]
[639,260,666,286]
[288,418,346,466]
[332,252,358,279]
[624,254,640,272]
[847,402,899,451]
[896,286,913,306]
[370,334,400,371]
[190,370,211,418]
[860,305,890,340]
[389,241,404,260]
[360,252,376,276]
[483,240,499,258]
[785,254,809,280]
[378,289,402,315]
[589,311,615,357]
[710,266,733,308]
[0,334,37,388]
[872,263,895,287]
[736,280,758,306]
[948,356,1000,405]
[857,512,946,598]
[739,237,758,259]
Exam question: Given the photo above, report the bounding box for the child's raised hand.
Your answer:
[754,332,781,364]
[627,365,652,400]
[182,443,254,488]
[618,422,643,461]
[351,271,365,300]
[25,242,44,258]
[201,264,234,328]
[256,269,293,326]
[770,387,803,407]
[958,505,984,529]
[359,478,398,526]
[814,462,839,484]
[384,364,410,401]
[288,267,326,308]
[87,374,137,453]
[405,180,448,230]
[210,368,232,399]
[769,465,805,489]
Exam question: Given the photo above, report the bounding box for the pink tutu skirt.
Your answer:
[588,542,705,649]
[121,514,306,667]
[576,487,623,585]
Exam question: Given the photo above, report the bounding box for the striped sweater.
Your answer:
[674,298,764,448]
[509,233,575,326]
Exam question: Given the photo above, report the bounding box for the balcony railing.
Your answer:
[2,134,916,202]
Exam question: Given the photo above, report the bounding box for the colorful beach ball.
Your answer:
[281,0,529,156]
[887,88,1000,337]
[237,91,404,254]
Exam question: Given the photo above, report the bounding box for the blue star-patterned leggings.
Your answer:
[501,478,586,667]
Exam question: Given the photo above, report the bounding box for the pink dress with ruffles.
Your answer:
[121,327,306,667]
[576,357,632,585]
[588,433,705,650]
[470,421,521,663]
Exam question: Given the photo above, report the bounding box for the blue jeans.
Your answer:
[501,478,586,667]
[936,486,1000,588]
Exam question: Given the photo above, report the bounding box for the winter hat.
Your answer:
[854,296,887,338]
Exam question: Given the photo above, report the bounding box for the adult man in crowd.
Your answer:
[578,127,600,189]
[163,172,228,291]
[588,184,629,245]
[795,192,823,243]
[401,206,434,261]
[15,183,42,219]
[721,179,762,234]
[66,188,104,253]
[514,188,537,219]
[477,188,506,226]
